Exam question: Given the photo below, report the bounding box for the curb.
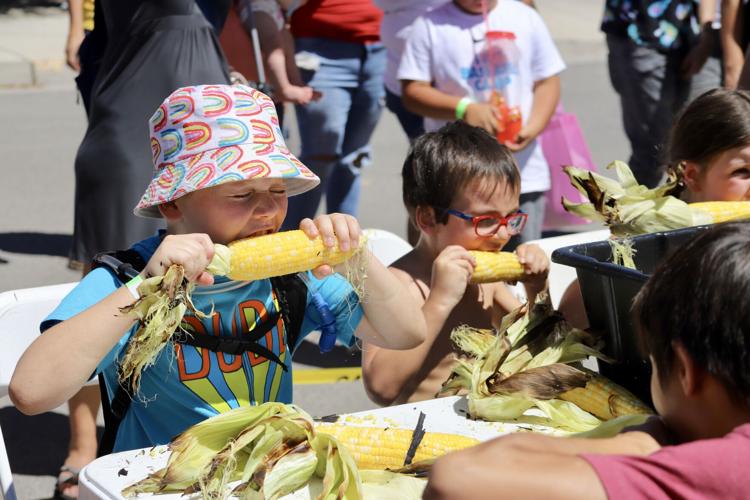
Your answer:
[0,56,66,87]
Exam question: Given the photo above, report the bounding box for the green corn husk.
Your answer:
[442,292,652,433]
[562,161,693,237]
[360,470,427,499]
[571,413,652,439]
[312,433,362,500]
[122,403,299,497]
[208,244,232,276]
[261,442,318,499]
[118,264,212,395]
[123,402,399,500]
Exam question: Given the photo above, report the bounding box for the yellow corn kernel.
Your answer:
[560,373,653,421]
[227,230,361,281]
[689,201,750,225]
[314,423,479,470]
[468,251,525,284]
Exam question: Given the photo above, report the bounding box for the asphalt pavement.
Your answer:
[0,1,629,498]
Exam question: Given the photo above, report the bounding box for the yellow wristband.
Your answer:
[455,97,472,120]
[125,274,143,300]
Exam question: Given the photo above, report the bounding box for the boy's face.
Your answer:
[432,178,520,252]
[169,178,288,244]
[454,0,497,15]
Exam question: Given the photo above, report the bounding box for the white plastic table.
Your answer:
[79,396,561,499]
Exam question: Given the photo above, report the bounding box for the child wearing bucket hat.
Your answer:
[10,85,426,454]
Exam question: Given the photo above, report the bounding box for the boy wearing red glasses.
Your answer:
[362,120,549,405]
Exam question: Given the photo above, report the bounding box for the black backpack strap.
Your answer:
[97,373,133,457]
[92,249,147,457]
[270,274,308,352]
[92,249,146,282]
[173,312,287,368]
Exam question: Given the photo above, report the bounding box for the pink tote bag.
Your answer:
[539,105,598,230]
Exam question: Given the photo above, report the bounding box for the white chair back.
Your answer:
[363,228,413,267]
[515,229,610,307]
[0,282,77,500]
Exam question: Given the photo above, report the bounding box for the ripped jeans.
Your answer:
[282,37,386,230]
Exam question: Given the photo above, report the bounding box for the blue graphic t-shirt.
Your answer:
[601,0,700,52]
[42,233,363,452]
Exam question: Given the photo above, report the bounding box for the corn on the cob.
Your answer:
[560,373,652,421]
[468,251,524,284]
[689,201,750,226]
[314,423,479,470]
[226,230,363,281]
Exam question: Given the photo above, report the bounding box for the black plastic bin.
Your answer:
[551,225,710,402]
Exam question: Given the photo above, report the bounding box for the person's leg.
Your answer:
[283,38,357,229]
[385,86,424,244]
[326,43,386,215]
[606,34,672,188]
[58,385,100,499]
[384,87,425,143]
[57,263,100,499]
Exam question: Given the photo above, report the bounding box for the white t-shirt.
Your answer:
[398,0,565,193]
[375,0,448,96]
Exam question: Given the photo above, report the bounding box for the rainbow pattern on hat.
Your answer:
[169,95,195,124]
[135,84,320,217]
[183,121,212,151]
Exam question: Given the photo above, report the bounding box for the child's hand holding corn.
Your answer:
[298,213,362,279]
[515,243,549,299]
[143,233,216,286]
[429,245,477,313]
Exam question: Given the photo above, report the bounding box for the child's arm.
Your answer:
[299,215,426,351]
[721,0,744,88]
[401,80,501,136]
[504,75,560,152]
[9,234,215,414]
[681,0,718,78]
[248,6,317,104]
[423,431,660,500]
[362,246,476,405]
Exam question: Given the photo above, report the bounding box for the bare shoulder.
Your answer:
[388,251,430,300]
[388,265,429,303]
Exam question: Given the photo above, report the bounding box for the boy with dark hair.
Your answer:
[423,221,750,499]
[362,120,549,405]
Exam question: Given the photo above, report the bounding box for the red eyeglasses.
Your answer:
[441,208,528,237]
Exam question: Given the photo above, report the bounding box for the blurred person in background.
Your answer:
[282,0,387,229]
[59,1,230,497]
[602,0,721,188]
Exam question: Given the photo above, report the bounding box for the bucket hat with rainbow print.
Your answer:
[135,84,320,218]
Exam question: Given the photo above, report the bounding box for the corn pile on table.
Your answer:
[78,395,564,499]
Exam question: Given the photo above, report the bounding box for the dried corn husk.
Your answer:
[441,293,653,432]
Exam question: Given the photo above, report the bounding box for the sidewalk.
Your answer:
[0,0,606,87]
[0,5,71,87]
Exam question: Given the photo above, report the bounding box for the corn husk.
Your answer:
[562,161,693,237]
[360,470,427,499]
[118,264,214,395]
[441,292,652,433]
[124,402,453,499]
[571,413,651,439]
